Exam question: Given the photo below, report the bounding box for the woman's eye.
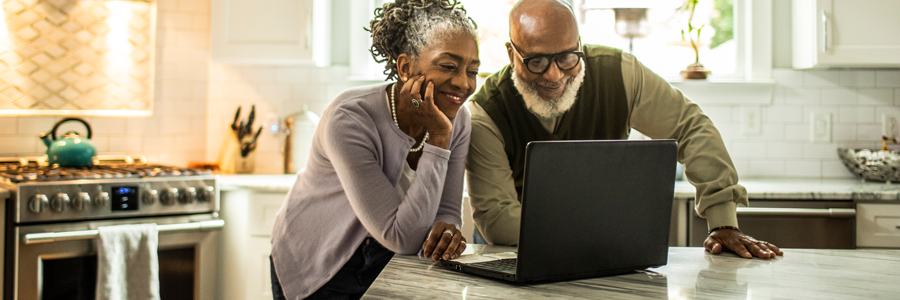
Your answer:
[441,65,456,70]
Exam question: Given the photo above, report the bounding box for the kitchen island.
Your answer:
[363,245,900,299]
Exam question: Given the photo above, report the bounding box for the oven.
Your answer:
[0,157,224,300]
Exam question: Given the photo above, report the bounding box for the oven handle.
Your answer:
[736,207,856,218]
[23,219,225,245]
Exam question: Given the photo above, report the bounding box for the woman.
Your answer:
[269,0,479,299]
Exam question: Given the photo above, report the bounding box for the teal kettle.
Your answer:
[40,117,97,167]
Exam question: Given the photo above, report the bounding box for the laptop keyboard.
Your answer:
[471,259,517,273]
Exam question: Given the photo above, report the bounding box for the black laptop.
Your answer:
[442,140,677,282]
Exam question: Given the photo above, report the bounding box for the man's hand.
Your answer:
[422,221,467,261]
[704,229,783,259]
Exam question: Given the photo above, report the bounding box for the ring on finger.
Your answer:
[412,99,421,107]
[442,229,453,236]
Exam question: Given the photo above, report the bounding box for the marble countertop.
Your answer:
[364,245,900,299]
[218,174,298,193]
[675,178,900,201]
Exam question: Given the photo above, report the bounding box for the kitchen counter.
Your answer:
[219,174,297,193]
[363,245,900,299]
[675,178,900,201]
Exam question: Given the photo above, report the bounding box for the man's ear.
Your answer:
[396,53,412,81]
[505,42,514,65]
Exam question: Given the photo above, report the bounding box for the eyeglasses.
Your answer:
[509,40,584,75]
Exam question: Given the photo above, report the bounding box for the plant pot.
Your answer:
[680,62,711,80]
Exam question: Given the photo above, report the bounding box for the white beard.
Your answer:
[511,61,586,119]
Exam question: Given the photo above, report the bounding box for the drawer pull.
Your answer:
[736,207,855,218]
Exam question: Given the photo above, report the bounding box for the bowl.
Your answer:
[837,148,900,182]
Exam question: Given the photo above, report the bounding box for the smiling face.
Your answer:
[401,31,480,121]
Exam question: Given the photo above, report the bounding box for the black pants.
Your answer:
[271,237,394,300]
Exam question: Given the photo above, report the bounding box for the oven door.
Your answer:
[7,214,223,300]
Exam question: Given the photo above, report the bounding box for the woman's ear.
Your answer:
[396,53,412,82]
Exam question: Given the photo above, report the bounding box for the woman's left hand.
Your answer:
[422,221,466,261]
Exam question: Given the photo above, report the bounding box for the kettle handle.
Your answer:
[50,117,92,140]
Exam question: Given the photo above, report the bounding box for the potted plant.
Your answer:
[679,0,711,79]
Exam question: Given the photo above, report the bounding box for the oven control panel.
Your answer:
[14,176,218,224]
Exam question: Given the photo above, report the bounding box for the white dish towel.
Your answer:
[95,223,161,300]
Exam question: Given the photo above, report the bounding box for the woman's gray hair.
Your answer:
[367,0,478,81]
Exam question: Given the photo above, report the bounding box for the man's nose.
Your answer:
[543,61,565,83]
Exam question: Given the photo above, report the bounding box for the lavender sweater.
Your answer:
[270,83,471,299]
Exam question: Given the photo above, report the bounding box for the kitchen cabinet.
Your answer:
[856,203,900,248]
[217,189,286,300]
[211,0,331,65]
[792,0,900,68]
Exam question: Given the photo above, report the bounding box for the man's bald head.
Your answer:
[509,0,579,48]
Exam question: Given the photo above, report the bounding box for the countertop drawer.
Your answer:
[857,203,900,248]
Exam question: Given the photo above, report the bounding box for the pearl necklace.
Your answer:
[391,83,429,152]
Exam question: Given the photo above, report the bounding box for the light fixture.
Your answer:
[577,0,682,53]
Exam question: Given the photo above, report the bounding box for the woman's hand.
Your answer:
[422,221,466,261]
[398,75,452,149]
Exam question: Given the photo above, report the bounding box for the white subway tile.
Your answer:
[90,135,109,152]
[292,84,328,101]
[157,152,190,166]
[747,160,786,177]
[192,84,209,98]
[832,124,857,141]
[193,15,210,29]
[0,137,37,154]
[192,119,206,133]
[143,136,175,152]
[838,141,877,149]
[804,70,841,87]
[801,107,839,122]
[838,106,875,123]
[802,143,840,159]
[763,106,802,123]
[159,82,194,98]
[731,159,750,178]
[108,136,143,153]
[820,88,857,105]
[224,83,259,99]
[785,88,820,105]
[0,117,17,134]
[729,141,767,158]
[876,70,900,87]
[772,69,803,87]
[90,118,126,134]
[785,124,808,141]
[177,64,208,81]
[175,135,205,151]
[767,142,803,158]
[126,118,160,135]
[18,117,57,134]
[156,30,179,47]
[276,68,310,83]
[857,124,883,142]
[158,47,195,63]
[822,159,855,178]
[699,106,731,123]
[157,0,178,11]
[772,88,786,104]
[259,84,292,100]
[174,100,206,116]
[234,66,277,83]
[858,89,893,105]
[840,70,876,87]
[208,83,224,98]
[179,0,210,12]
[160,118,193,134]
[785,160,822,177]
[158,12,193,29]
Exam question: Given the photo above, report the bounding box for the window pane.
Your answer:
[465,1,517,74]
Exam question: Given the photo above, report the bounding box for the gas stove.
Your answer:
[0,156,219,224]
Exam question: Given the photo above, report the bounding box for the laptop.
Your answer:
[442,139,677,283]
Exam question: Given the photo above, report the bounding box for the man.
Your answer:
[465,0,782,259]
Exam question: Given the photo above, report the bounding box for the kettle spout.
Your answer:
[40,132,52,148]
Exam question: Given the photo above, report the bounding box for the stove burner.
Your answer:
[0,162,213,183]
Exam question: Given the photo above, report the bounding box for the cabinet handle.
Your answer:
[896,225,900,230]
[820,10,829,53]
[23,219,225,245]
[735,207,855,218]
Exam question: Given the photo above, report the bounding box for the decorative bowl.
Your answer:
[837,148,900,182]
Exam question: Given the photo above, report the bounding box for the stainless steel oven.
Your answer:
[0,157,224,300]
[689,200,856,249]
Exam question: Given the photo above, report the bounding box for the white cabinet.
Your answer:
[211,0,331,65]
[856,203,900,248]
[216,189,288,300]
[792,0,900,68]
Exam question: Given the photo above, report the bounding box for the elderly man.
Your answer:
[465,0,782,259]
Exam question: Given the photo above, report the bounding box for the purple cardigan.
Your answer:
[270,83,471,299]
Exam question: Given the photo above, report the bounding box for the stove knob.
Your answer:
[161,188,179,205]
[71,192,91,211]
[180,187,197,204]
[143,190,158,205]
[28,194,49,213]
[51,193,71,212]
[95,192,110,207]
[198,186,215,202]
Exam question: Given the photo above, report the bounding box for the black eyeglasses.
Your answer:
[509,40,584,75]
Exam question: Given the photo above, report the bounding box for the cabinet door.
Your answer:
[857,203,900,248]
[793,0,900,68]
[211,0,331,65]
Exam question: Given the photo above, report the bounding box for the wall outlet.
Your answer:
[882,114,899,139]
[741,106,762,135]
[811,112,832,142]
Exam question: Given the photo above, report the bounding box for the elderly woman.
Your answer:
[269,0,479,299]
